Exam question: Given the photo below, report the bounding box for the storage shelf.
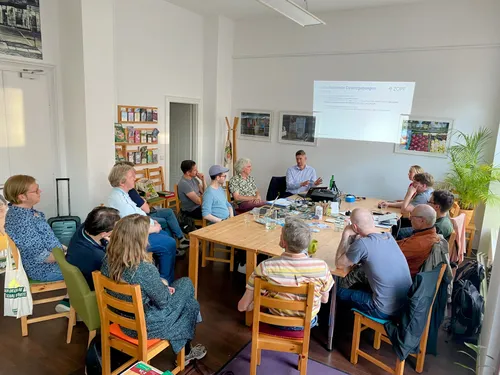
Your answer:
[120,121,158,125]
[115,142,159,146]
[134,162,158,166]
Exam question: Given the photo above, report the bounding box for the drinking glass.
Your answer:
[380,201,388,210]
[252,208,260,221]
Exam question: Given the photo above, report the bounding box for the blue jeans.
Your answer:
[278,314,319,331]
[149,208,183,239]
[337,287,392,320]
[148,230,177,284]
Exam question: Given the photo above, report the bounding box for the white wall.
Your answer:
[114,0,204,188]
[232,0,500,218]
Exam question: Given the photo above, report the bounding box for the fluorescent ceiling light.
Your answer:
[256,0,325,27]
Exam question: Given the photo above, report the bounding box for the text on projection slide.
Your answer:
[313,81,415,144]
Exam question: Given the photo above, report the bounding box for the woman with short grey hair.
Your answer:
[228,157,266,213]
[281,217,312,253]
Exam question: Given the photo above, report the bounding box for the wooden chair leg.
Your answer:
[201,240,207,267]
[88,330,97,348]
[300,355,308,375]
[373,331,381,350]
[415,323,430,372]
[250,341,258,375]
[229,247,235,272]
[350,313,361,364]
[177,346,185,371]
[209,242,214,257]
[21,316,28,337]
[395,358,405,375]
[102,335,111,375]
[257,349,261,366]
[66,306,76,344]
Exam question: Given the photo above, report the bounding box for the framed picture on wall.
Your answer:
[278,112,317,147]
[394,115,453,158]
[239,110,273,142]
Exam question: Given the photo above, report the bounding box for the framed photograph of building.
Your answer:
[239,110,272,142]
[278,112,317,146]
[394,115,453,158]
[0,0,42,60]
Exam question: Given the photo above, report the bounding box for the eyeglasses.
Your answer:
[410,215,424,219]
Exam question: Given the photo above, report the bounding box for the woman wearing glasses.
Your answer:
[3,175,64,282]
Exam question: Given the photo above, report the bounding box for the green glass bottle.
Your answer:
[329,175,335,190]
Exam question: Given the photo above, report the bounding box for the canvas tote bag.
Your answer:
[4,242,33,318]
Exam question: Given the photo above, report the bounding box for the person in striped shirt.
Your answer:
[238,217,334,327]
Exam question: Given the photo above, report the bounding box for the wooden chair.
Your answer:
[148,166,176,209]
[250,277,315,375]
[350,264,446,375]
[225,181,233,203]
[449,201,460,218]
[8,240,70,337]
[134,168,148,182]
[92,271,185,375]
[448,231,457,258]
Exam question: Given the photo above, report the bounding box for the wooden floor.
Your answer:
[0,255,475,375]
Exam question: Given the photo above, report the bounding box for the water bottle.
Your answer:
[315,205,323,220]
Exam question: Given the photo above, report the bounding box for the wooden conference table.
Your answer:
[188,197,400,351]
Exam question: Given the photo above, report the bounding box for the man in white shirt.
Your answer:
[107,163,177,284]
[285,150,322,195]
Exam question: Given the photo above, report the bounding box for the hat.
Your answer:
[209,165,229,177]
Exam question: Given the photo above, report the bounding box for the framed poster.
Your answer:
[239,110,272,142]
[395,116,453,158]
[278,112,317,146]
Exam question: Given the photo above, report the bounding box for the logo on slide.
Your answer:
[389,86,407,92]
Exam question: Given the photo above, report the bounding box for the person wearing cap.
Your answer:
[202,165,234,223]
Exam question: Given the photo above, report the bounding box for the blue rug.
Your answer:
[216,342,348,375]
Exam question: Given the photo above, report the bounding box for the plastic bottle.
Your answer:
[315,205,323,220]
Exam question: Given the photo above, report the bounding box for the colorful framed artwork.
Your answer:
[278,112,317,147]
[239,110,272,142]
[395,116,453,158]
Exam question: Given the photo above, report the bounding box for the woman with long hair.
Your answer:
[101,214,206,365]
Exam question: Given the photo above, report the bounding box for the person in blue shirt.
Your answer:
[66,206,120,290]
[202,165,233,223]
[107,163,177,284]
[285,150,322,195]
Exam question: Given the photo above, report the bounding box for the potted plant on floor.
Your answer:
[443,127,500,227]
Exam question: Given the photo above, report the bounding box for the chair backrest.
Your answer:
[253,276,315,331]
[53,248,100,330]
[174,184,181,212]
[448,231,457,257]
[425,264,447,328]
[92,271,149,359]
[134,168,148,182]
[266,176,286,201]
[449,201,460,218]
[225,181,233,202]
[148,166,165,192]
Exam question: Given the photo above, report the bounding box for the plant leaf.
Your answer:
[458,350,477,361]
[454,362,476,373]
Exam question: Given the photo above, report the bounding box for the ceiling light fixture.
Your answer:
[256,0,325,27]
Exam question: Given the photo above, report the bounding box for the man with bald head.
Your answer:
[397,204,441,277]
[336,208,412,319]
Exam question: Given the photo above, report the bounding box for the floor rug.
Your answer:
[216,342,349,375]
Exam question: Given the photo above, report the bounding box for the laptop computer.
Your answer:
[298,186,327,198]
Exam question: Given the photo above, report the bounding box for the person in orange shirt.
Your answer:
[397,204,440,277]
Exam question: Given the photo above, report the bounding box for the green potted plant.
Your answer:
[443,127,500,227]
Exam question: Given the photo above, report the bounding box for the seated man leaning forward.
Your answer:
[336,208,412,320]
[66,206,120,291]
[397,204,442,278]
[238,217,334,328]
[107,162,177,284]
[285,150,322,196]
[380,172,434,215]
[228,158,265,213]
[202,165,234,223]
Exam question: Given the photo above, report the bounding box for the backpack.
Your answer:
[177,210,197,234]
[450,279,484,337]
[85,334,131,375]
[454,260,485,291]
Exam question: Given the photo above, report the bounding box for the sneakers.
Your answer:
[178,237,190,250]
[237,263,246,275]
[184,344,207,366]
[55,298,71,314]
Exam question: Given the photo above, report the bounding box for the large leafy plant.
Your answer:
[444,127,500,210]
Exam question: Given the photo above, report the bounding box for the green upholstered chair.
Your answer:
[53,248,100,346]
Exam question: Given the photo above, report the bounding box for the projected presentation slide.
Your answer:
[313,81,416,144]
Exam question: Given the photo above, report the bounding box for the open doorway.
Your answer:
[168,100,198,189]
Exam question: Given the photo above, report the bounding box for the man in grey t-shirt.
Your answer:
[336,208,412,319]
[178,160,206,219]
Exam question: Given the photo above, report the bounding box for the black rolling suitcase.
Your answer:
[47,178,81,246]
